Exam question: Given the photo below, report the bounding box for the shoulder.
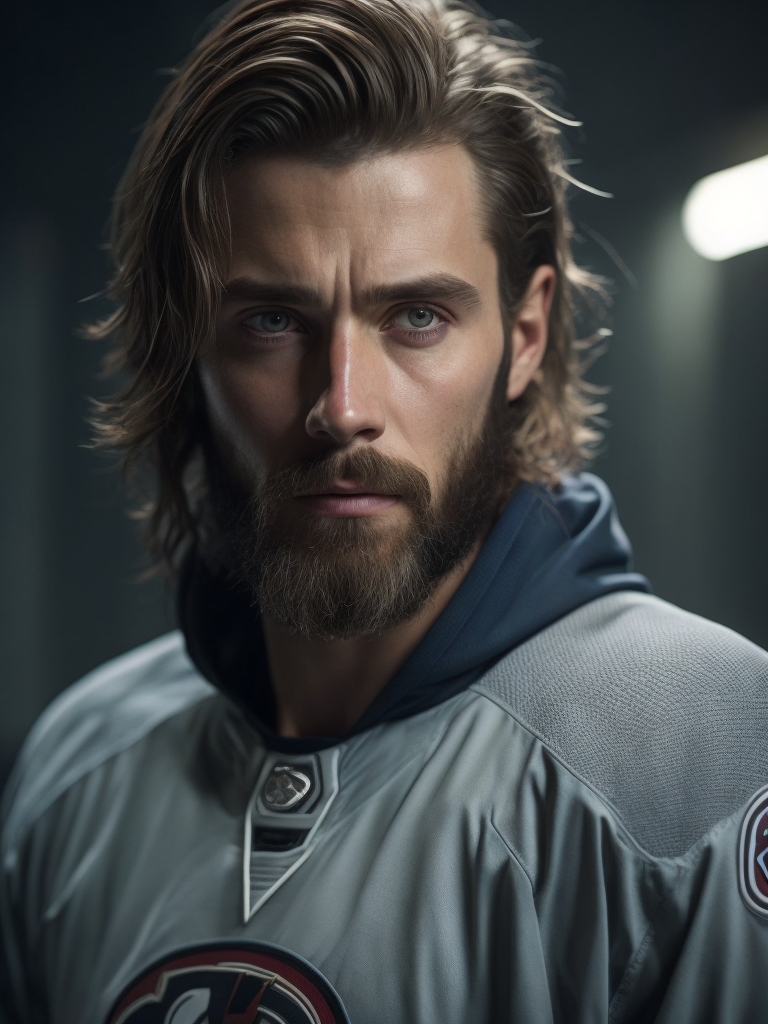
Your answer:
[473,591,768,857]
[1,632,214,847]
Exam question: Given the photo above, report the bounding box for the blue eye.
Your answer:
[244,311,295,334]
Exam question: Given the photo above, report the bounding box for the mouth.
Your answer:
[293,480,400,517]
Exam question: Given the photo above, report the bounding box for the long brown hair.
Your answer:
[89,0,605,574]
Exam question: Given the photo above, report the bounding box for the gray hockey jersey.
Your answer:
[3,590,768,1024]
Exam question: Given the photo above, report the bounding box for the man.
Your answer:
[2,0,767,1021]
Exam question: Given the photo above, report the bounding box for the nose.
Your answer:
[305,320,386,445]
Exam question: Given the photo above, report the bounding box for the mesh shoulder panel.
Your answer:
[473,592,768,857]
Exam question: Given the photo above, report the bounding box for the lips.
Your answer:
[261,448,431,519]
[294,479,396,498]
[293,485,399,517]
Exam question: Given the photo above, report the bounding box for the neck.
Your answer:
[261,541,481,738]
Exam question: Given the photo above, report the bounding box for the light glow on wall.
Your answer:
[682,154,768,261]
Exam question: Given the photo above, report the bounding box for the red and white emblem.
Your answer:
[738,784,768,919]
[106,941,350,1024]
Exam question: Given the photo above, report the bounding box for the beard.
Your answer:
[208,360,515,641]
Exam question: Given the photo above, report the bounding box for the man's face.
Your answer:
[199,144,526,637]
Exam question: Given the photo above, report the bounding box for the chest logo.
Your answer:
[738,784,768,919]
[106,941,350,1024]
[263,765,313,811]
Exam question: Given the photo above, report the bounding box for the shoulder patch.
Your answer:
[739,784,768,920]
[474,591,768,858]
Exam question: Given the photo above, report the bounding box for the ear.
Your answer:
[506,264,557,402]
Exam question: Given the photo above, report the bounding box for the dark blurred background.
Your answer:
[1,0,767,784]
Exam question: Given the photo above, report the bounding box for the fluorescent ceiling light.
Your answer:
[682,154,768,261]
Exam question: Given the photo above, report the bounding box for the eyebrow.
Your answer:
[223,273,482,313]
[223,279,324,308]
[361,275,482,312]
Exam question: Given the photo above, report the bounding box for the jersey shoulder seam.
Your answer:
[2,631,215,848]
[467,590,768,858]
[469,683,664,863]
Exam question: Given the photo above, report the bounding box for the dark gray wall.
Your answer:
[1,0,767,781]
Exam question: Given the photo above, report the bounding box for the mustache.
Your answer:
[256,446,433,514]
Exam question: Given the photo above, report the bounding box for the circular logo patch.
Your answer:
[106,941,350,1024]
[739,784,768,919]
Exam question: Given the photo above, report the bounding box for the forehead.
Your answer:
[223,144,495,289]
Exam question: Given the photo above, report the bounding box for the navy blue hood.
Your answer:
[179,473,649,752]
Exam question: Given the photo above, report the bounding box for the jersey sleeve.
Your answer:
[617,802,768,1023]
[0,632,207,1024]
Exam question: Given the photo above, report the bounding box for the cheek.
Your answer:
[198,355,303,479]
[414,324,503,423]
[389,327,503,473]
